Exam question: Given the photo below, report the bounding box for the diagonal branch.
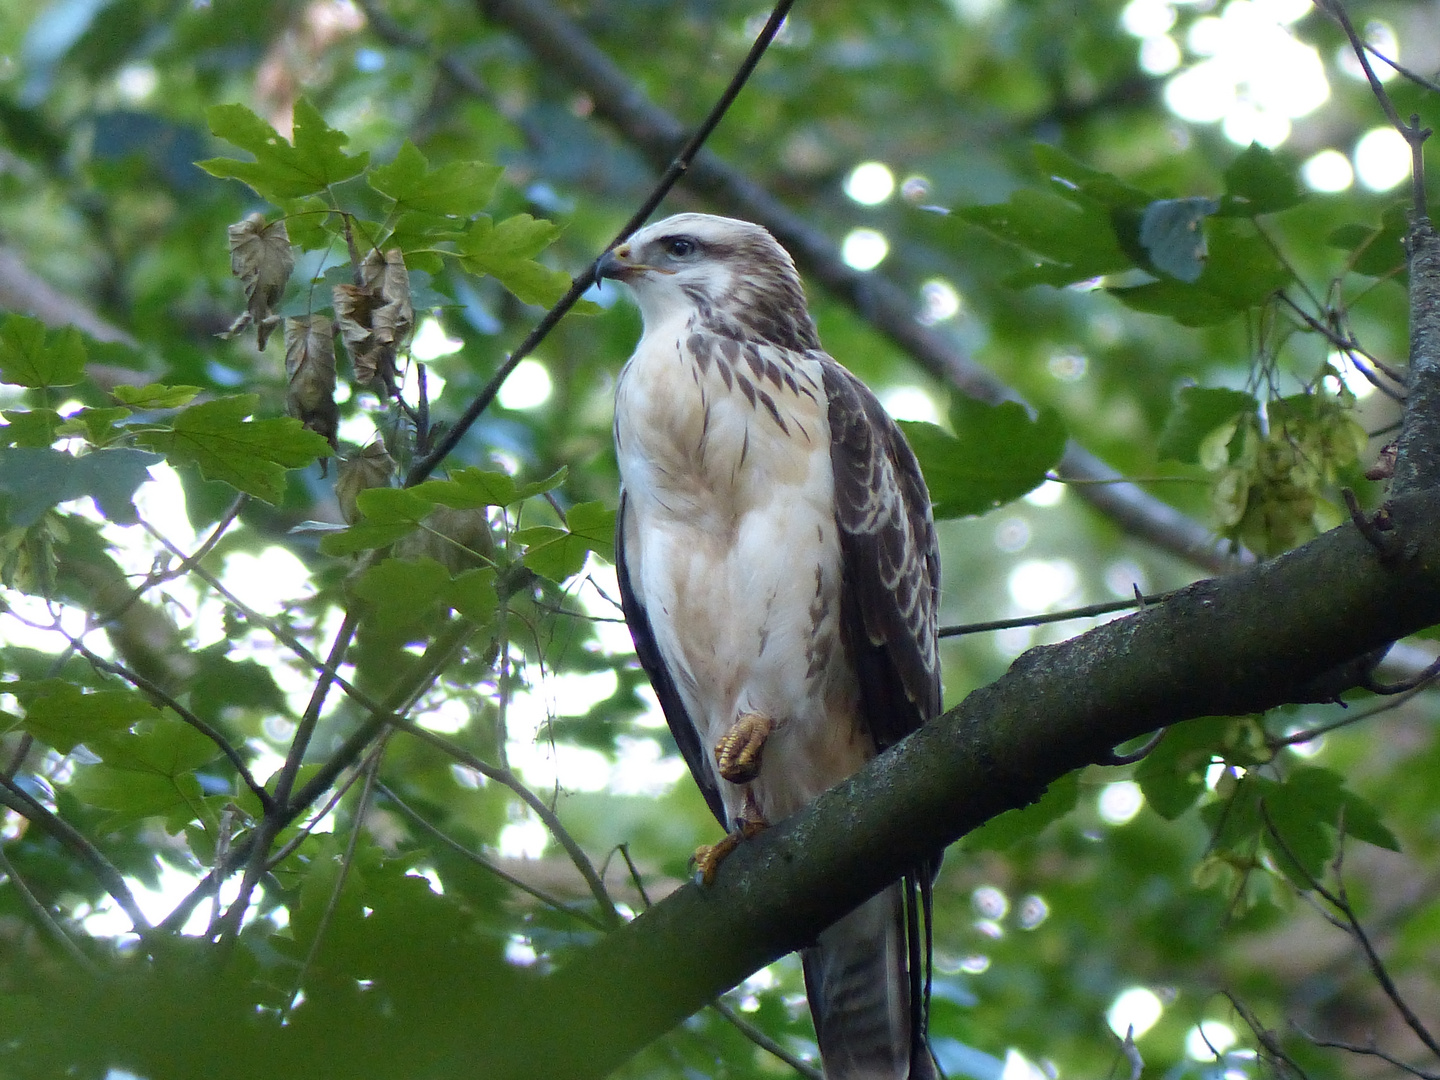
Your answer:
[432,486,1440,1080]
[476,0,1245,575]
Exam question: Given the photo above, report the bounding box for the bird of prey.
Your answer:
[597,213,942,1080]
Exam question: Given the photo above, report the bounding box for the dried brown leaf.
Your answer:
[332,279,397,396]
[365,248,414,349]
[284,315,339,451]
[225,213,294,349]
[334,439,397,524]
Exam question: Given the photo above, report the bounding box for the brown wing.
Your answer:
[615,492,728,826]
[821,356,943,1077]
[820,358,941,749]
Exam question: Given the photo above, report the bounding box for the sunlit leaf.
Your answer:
[517,500,616,581]
[457,213,573,306]
[134,394,330,503]
[0,446,160,526]
[0,315,86,389]
[368,140,503,217]
[198,97,368,201]
[900,399,1066,518]
[1157,387,1256,464]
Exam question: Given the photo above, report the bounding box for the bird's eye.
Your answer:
[665,237,697,258]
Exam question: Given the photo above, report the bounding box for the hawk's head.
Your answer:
[596,213,820,352]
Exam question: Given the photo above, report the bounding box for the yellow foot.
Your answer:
[715,713,775,784]
[692,818,768,885]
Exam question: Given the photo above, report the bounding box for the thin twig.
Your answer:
[0,842,96,970]
[383,714,619,927]
[375,780,606,930]
[1224,991,1312,1079]
[939,590,1175,638]
[0,775,150,931]
[711,996,825,1080]
[1260,803,1440,1060]
[405,0,796,487]
[1320,0,1430,217]
[1292,1025,1440,1080]
[64,636,272,809]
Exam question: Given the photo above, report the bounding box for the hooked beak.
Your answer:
[594,243,672,283]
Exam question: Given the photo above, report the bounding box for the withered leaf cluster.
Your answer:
[334,248,414,396]
[283,315,339,452]
[222,213,295,349]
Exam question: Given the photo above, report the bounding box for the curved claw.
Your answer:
[692,818,768,885]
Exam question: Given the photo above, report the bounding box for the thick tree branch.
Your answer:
[477,0,1245,575]
[1393,219,1440,495]
[438,487,1440,1080]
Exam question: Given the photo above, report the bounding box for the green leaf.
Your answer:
[449,567,498,623]
[1134,718,1227,819]
[1138,198,1218,282]
[134,394,330,503]
[0,315,86,389]
[368,141,503,217]
[1031,143,1152,210]
[962,771,1079,851]
[55,406,132,445]
[0,408,62,448]
[318,486,435,556]
[0,447,160,526]
[457,213,573,306]
[1220,143,1304,216]
[517,500,616,581]
[411,465,568,509]
[959,188,1133,288]
[899,399,1066,519]
[1327,203,1408,278]
[1157,387,1257,464]
[72,716,222,826]
[10,680,159,753]
[198,97,368,202]
[112,383,203,409]
[1110,219,1291,326]
[353,556,453,631]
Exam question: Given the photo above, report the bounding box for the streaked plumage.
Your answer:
[598,213,941,1080]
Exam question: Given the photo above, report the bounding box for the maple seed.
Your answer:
[283,315,339,454]
[222,213,294,349]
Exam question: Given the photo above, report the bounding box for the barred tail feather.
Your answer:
[802,882,938,1080]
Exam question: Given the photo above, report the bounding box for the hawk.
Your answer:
[598,213,941,1080]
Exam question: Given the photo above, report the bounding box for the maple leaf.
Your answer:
[135,394,330,503]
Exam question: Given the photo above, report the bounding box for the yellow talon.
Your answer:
[715,712,774,784]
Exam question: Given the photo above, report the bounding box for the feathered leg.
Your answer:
[802,881,938,1080]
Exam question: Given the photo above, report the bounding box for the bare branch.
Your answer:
[0,775,150,932]
[940,590,1176,638]
[0,842,95,970]
[375,780,607,930]
[1293,1025,1440,1080]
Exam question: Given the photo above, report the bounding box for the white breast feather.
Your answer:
[616,321,871,826]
